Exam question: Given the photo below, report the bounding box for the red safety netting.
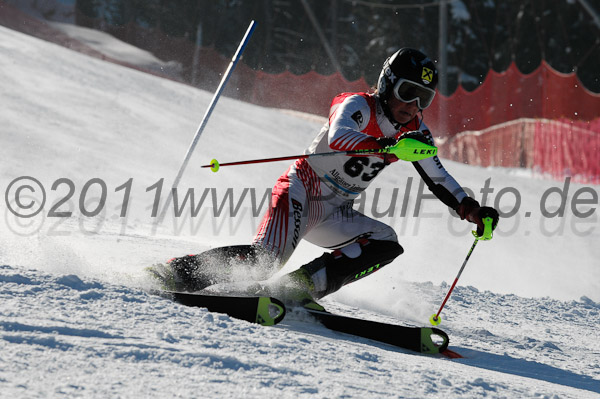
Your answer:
[533,120,600,184]
[425,61,600,138]
[440,119,600,184]
[440,120,535,169]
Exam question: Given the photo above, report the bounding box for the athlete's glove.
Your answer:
[375,137,399,147]
[398,130,432,145]
[457,197,499,238]
[375,137,400,163]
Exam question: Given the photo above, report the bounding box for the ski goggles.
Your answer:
[393,79,436,109]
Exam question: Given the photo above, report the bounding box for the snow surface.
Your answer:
[0,24,598,398]
[48,21,183,79]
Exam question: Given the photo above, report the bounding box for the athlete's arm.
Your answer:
[411,130,468,210]
[327,95,382,151]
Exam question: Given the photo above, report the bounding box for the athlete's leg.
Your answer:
[159,161,324,292]
[252,160,324,265]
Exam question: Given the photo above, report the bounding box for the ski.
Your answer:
[161,291,286,326]
[303,308,451,355]
[156,289,459,356]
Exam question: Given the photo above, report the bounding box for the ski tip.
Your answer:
[421,327,450,354]
[256,297,286,326]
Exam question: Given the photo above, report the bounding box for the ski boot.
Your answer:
[282,268,325,311]
[147,245,274,292]
[240,268,325,312]
[146,254,213,292]
[146,263,178,291]
[289,238,403,298]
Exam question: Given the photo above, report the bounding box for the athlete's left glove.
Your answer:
[457,197,499,238]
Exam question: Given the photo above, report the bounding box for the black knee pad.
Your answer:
[300,239,403,298]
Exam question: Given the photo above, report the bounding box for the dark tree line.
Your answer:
[74,0,600,95]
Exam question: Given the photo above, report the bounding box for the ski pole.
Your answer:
[202,138,438,172]
[430,216,494,326]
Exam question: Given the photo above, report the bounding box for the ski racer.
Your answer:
[153,48,499,305]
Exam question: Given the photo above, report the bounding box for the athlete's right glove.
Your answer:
[398,130,432,145]
[375,137,400,163]
[375,137,399,147]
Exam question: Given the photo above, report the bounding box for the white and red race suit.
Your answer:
[253,92,468,265]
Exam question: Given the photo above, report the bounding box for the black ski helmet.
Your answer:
[377,48,438,122]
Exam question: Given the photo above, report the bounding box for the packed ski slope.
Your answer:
[0,24,598,398]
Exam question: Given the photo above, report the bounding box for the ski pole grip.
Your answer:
[388,138,438,162]
[472,216,494,241]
